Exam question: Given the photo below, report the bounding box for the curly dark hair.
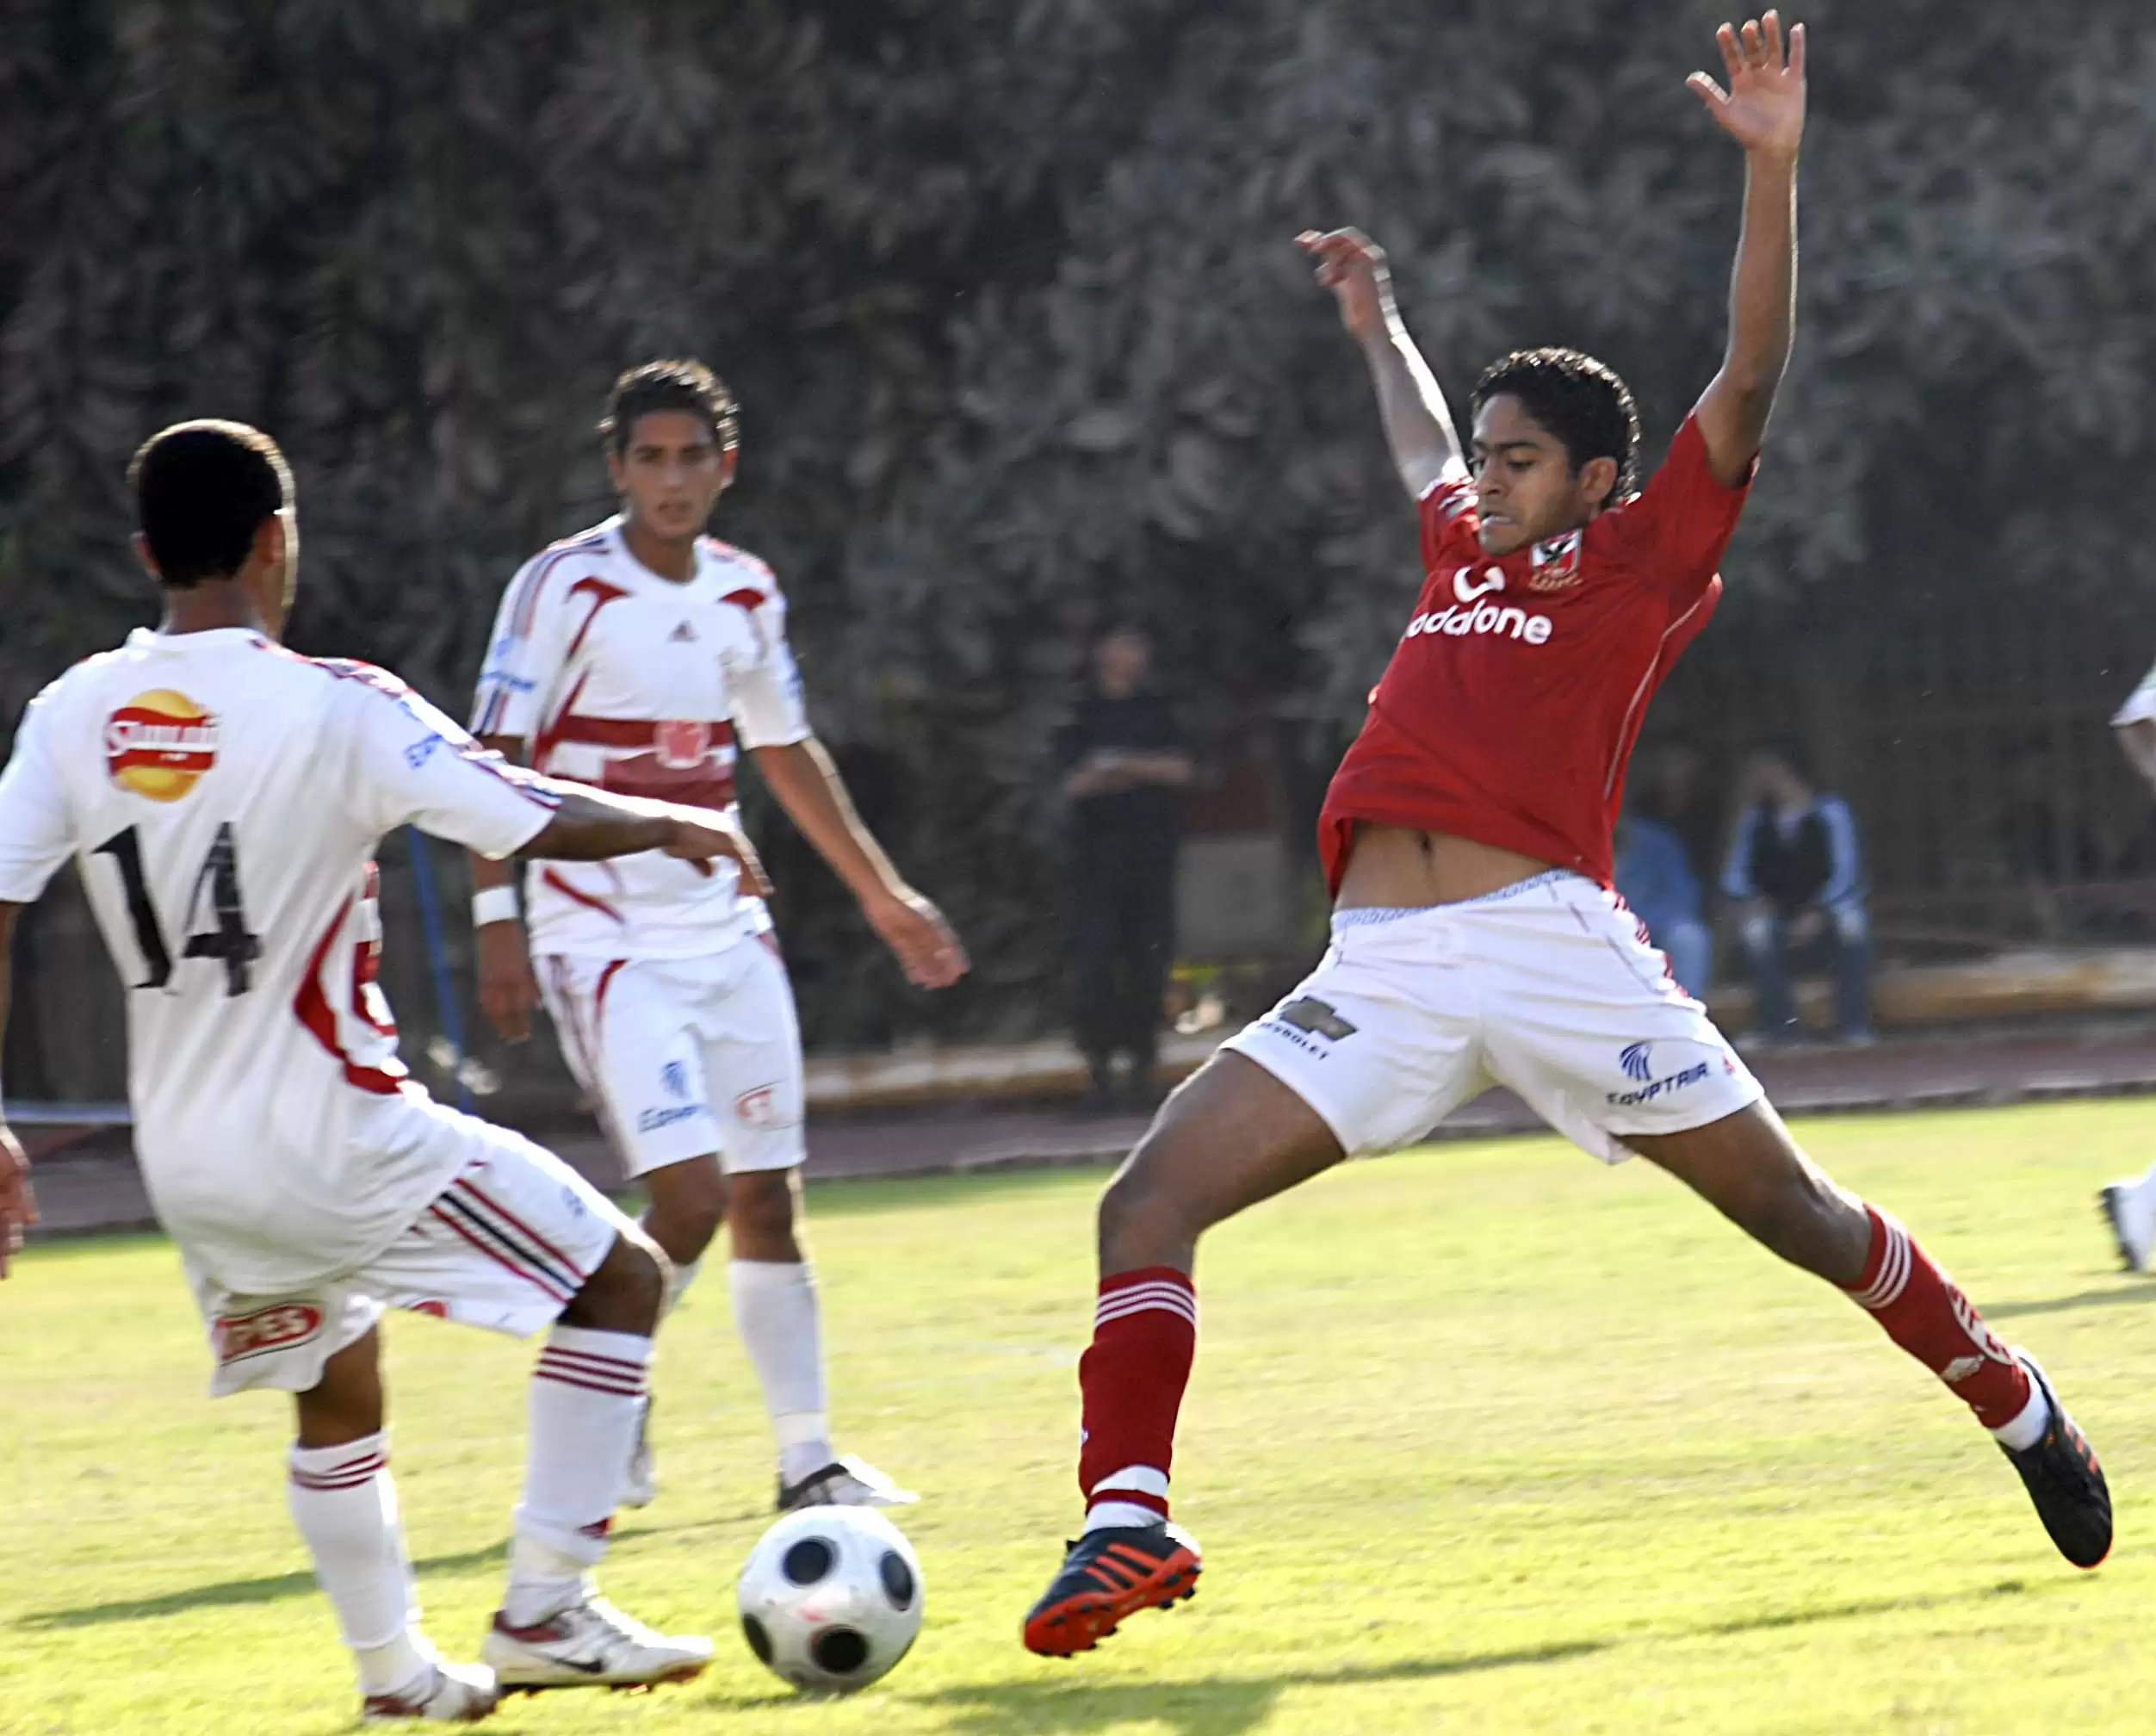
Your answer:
[598,358,740,455]
[1471,347,1640,509]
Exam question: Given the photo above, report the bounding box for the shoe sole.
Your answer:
[494,1659,709,1696]
[1022,1546,1202,1658]
[2097,1187,2150,1274]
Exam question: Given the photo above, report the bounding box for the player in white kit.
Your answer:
[2099,656,2156,1268]
[468,360,967,1511]
[0,422,776,1720]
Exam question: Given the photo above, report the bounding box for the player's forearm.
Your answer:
[753,739,908,902]
[1720,149,1799,415]
[1358,321,1464,499]
[523,786,678,861]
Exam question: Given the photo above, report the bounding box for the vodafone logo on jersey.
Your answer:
[1403,567,1554,646]
[106,688,220,801]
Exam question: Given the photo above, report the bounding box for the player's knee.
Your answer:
[726,1171,798,1258]
[1099,1133,1209,1263]
[644,1159,727,1262]
[571,1230,666,1334]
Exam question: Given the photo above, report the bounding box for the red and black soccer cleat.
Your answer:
[1999,1349,2111,1570]
[1021,1522,1202,1658]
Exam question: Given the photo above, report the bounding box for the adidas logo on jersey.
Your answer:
[668,621,697,642]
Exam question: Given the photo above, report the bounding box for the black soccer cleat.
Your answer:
[1998,1349,2111,1570]
[1022,1522,1202,1658]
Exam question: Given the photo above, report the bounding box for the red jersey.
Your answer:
[1319,414,1752,893]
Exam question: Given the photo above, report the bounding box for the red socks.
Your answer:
[1843,1204,2031,1429]
[1076,1267,1197,1522]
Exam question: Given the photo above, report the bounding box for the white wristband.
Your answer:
[472,885,521,928]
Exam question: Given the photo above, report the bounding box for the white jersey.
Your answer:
[470,516,810,959]
[0,627,558,1291]
[2113,656,2156,728]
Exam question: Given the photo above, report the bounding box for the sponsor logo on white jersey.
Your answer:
[105,689,220,801]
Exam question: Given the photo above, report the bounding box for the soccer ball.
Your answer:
[736,1505,923,1693]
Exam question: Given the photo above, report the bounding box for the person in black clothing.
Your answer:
[1057,623,1194,1110]
[1721,740,1873,1044]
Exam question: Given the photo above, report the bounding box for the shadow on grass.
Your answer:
[907,1646,1607,1735]
[14,1541,508,1630]
[1985,1284,2152,1320]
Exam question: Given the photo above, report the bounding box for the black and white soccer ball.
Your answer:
[736,1506,923,1693]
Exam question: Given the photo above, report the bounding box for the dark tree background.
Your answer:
[3,0,2153,1053]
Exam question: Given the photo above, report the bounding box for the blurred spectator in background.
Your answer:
[1057,623,1194,1111]
[1615,744,1717,998]
[1723,741,1873,1045]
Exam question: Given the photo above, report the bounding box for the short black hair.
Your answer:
[128,419,292,587]
[598,359,740,455]
[1470,348,1641,509]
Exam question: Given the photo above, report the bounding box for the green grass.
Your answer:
[5,1099,2156,1733]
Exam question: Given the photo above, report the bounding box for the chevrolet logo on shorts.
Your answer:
[1275,997,1359,1041]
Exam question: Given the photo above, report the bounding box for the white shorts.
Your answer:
[183,1121,632,1397]
[1223,871,1763,1162]
[537,939,806,1180]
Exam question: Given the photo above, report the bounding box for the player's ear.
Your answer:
[131,530,163,582]
[719,444,740,490]
[605,446,629,495]
[1579,455,1620,511]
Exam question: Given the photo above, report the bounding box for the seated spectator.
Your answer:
[1614,746,1714,998]
[1722,741,1873,1045]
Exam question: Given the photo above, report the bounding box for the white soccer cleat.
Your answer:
[2099,1182,2155,1274]
[482,1597,712,1692]
[622,1398,657,1510]
[360,1661,499,1723]
[776,1453,919,1512]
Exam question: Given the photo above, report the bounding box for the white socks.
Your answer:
[287,1432,436,1697]
[504,1325,653,1626]
[664,1255,703,1320]
[729,1259,833,1485]
[1990,1376,2050,1454]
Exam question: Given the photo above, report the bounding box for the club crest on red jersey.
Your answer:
[1528,530,1583,592]
[214,1302,325,1363]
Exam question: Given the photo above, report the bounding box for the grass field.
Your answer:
[7,1099,2156,1734]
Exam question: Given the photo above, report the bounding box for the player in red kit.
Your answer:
[1022,12,2110,1658]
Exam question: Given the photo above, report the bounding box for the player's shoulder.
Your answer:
[508,519,619,598]
[700,536,784,611]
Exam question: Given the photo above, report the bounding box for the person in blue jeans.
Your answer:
[1722,741,1872,1044]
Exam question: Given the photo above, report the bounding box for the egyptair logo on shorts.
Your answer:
[214,1302,325,1364]
[661,1060,691,1100]
[1275,997,1358,1041]
[1620,1041,1655,1082]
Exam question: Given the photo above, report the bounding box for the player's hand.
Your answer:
[663,811,775,898]
[1295,228,1395,345]
[477,918,542,1043]
[1688,11,1805,161]
[864,888,970,989]
[0,1123,37,1280]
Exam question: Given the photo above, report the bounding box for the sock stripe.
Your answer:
[534,1367,647,1398]
[538,1346,650,1378]
[1853,1216,1912,1311]
[290,1454,387,1491]
[1094,1292,1198,1330]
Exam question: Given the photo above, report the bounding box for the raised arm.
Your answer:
[750,738,968,989]
[1688,12,1806,488]
[0,902,36,1278]
[1298,228,1465,501]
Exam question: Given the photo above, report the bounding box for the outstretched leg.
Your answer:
[1631,1100,2110,1567]
[1024,1052,1347,1656]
